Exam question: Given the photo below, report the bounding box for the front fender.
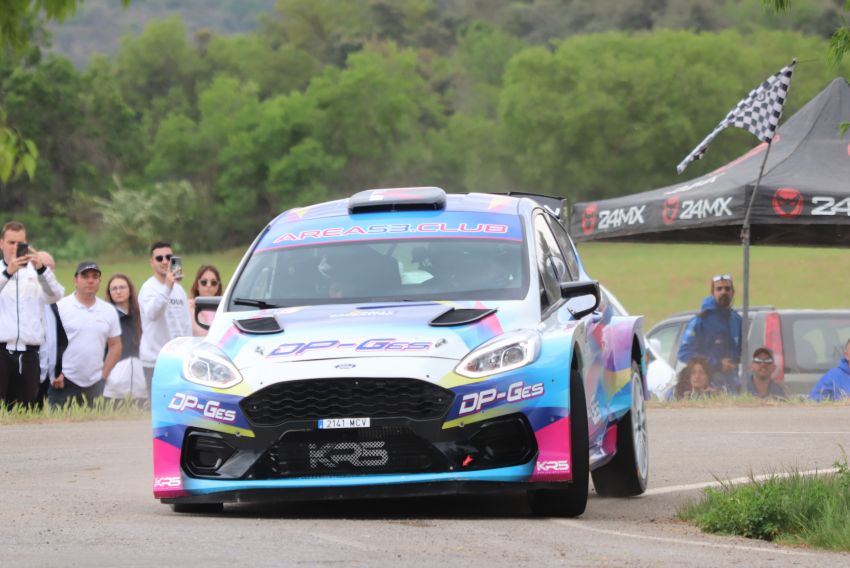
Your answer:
[605,315,646,421]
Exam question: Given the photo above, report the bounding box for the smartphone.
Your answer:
[16,242,29,258]
[169,256,183,280]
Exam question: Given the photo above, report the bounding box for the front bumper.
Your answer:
[153,360,574,502]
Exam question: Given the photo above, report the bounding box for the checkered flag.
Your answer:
[677,59,796,174]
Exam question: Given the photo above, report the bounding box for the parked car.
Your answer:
[646,308,850,396]
[151,187,649,516]
[601,287,677,399]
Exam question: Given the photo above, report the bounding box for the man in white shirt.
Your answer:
[0,221,64,408]
[49,261,121,408]
[138,240,191,396]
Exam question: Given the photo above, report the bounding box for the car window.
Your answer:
[545,216,579,281]
[786,316,850,372]
[533,214,565,312]
[647,323,683,366]
[229,237,528,309]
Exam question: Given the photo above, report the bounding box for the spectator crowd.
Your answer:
[2,220,849,409]
[673,273,850,401]
[1,221,221,409]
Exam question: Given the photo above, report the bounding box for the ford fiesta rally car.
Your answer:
[152,187,649,516]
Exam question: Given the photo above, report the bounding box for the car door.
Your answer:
[533,212,607,449]
[647,321,687,368]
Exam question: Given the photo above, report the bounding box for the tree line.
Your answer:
[1,0,849,259]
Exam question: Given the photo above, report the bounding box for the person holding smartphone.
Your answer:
[0,221,65,408]
[138,240,191,397]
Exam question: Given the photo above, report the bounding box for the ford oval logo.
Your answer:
[335,363,356,370]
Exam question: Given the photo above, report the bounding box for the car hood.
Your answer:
[206,301,532,371]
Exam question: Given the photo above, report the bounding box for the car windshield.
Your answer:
[228,237,528,310]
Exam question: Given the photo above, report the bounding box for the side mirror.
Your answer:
[560,280,600,319]
[194,296,221,331]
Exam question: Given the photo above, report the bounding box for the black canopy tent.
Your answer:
[569,78,850,247]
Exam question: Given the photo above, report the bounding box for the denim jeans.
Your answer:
[47,378,105,408]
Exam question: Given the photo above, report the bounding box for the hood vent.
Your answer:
[429,308,497,327]
[234,316,283,335]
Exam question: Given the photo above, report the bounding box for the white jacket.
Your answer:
[138,276,191,367]
[104,357,147,399]
[0,261,64,350]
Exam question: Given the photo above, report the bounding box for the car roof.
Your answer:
[270,189,525,227]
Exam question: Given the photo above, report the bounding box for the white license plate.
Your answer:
[318,417,371,429]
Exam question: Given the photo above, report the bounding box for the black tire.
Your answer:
[528,362,589,517]
[591,360,649,497]
[170,502,224,514]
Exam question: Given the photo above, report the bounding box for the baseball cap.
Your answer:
[75,260,102,276]
[752,346,774,362]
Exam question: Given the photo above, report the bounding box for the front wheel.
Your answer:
[528,363,589,517]
[591,360,649,497]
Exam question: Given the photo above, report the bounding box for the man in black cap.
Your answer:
[49,261,122,408]
[745,346,787,400]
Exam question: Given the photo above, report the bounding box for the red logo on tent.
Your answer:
[772,188,803,219]
[581,204,598,234]
[662,196,680,225]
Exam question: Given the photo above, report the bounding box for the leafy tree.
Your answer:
[763,0,849,131]
[203,33,321,98]
[306,42,445,192]
[93,179,202,254]
[112,16,207,128]
[499,30,850,201]
[0,0,131,184]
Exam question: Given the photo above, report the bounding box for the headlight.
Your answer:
[182,343,243,389]
[455,330,541,379]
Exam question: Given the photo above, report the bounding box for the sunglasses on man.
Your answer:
[752,356,774,364]
[154,254,173,262]
[712,274,733,282]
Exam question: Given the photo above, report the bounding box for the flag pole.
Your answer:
[739,139,773,385]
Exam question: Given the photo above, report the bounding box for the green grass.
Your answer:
[49,241,849,330]
[678,459,850,550]
[0,397,148,424]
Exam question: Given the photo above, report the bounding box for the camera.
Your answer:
[169,255,183,280]
[15,242,29,258]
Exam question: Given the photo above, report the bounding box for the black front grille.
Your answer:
[241,378,455,426]
[254,427,446,477]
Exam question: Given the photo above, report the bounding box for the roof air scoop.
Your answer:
[349,187,447,214]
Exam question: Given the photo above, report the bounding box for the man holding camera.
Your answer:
[0,221,65,408]
[139,240,191,397]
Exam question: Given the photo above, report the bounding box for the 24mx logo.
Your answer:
[597,206,646,230]
[679,197,732,220]
[812,197,850,216]
[308,441,389,468]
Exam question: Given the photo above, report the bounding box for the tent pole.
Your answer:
[740,139,773,387]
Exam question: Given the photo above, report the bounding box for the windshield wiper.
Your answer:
[233,297,283,310]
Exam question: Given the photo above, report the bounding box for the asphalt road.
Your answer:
[2,406,849,567]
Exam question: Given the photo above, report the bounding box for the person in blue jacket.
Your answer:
[677,274,742,393]
[809,339,850,401]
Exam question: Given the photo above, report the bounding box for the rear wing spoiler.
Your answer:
[492,192,568,226]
